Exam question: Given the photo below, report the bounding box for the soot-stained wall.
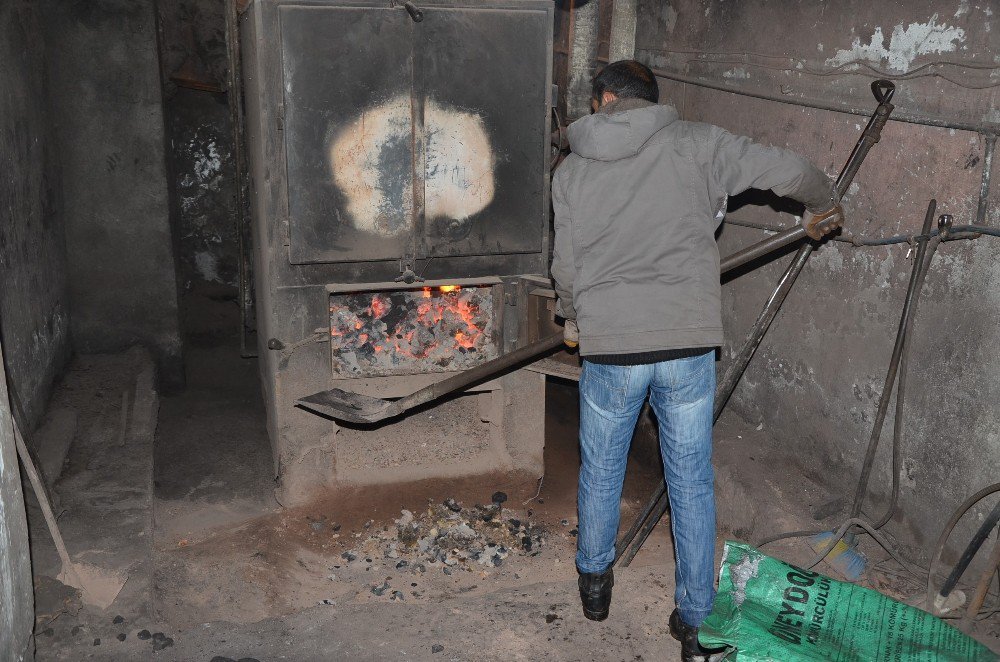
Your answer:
[157,0,241,295]
[44,0,184,388]
[1,3,54,654]
[0,1,72,426]
[634,0,999,564]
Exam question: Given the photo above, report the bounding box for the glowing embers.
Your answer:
[329,285,498,377]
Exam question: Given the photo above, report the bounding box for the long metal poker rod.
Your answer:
[617,243,814,566]
[614,80,896,565]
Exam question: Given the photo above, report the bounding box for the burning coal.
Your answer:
[330,285,498,376]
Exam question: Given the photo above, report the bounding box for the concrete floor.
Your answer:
[26,292,1000,660]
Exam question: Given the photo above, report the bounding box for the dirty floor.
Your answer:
[26,291,1000,660]
[29,291,685,661]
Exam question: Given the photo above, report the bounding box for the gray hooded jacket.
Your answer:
[551,99,833,356]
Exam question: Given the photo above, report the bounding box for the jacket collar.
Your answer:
[598,97,657,115]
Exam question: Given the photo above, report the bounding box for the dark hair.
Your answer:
[592,60,659,104]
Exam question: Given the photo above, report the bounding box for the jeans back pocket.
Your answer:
[581,361,630,415]
[666,351,714,404]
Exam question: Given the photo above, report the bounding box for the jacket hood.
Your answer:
[567,101,680,161]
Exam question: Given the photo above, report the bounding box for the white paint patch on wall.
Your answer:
[722,67,750,80]
[192,140,222,186]
[330,96,495,237]
[825,14,966,72]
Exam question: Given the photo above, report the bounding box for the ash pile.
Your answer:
[344,492,547,577]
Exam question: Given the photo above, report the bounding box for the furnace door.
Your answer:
[280,5,414,263]
[277,1,551,266]
[416,6,550,259]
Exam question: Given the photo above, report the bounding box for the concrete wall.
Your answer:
[0,1,73,427]
[608,0,637,62]
[44,0,185,389]
[635,0,999,563]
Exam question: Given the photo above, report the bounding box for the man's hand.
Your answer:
[564,319,579,348]
[802,204,845,240]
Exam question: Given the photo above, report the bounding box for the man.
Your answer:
[550,60,842,661]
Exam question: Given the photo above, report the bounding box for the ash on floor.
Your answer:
[335,494,550,601]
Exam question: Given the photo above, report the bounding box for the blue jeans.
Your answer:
[576,352,717,628]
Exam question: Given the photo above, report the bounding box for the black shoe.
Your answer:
[578,567,614,621]
[669,609,727,661]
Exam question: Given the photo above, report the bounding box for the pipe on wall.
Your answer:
[646,67,1000,136]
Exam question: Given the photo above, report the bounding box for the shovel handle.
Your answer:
[11,417,78,577]
[389,333,565,416]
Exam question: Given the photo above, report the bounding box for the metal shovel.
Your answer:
[297,332,564,424]
[12,416,128,609]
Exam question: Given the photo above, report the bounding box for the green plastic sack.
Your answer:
[699,541,997,661]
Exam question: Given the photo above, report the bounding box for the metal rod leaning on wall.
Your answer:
[614,489,668,562]
[850,200,937,520]
[756,212,949,570]
[714,245,815,419]
[976,133,996,227]
[751,213,948,580]
[616,243,814,566]
[614,80,897,567]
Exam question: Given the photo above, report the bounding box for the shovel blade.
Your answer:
[60,561,128,609]
[296,388,394,424]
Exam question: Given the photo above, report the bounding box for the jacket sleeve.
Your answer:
[711,128,834,212]
[550,169,577,320]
